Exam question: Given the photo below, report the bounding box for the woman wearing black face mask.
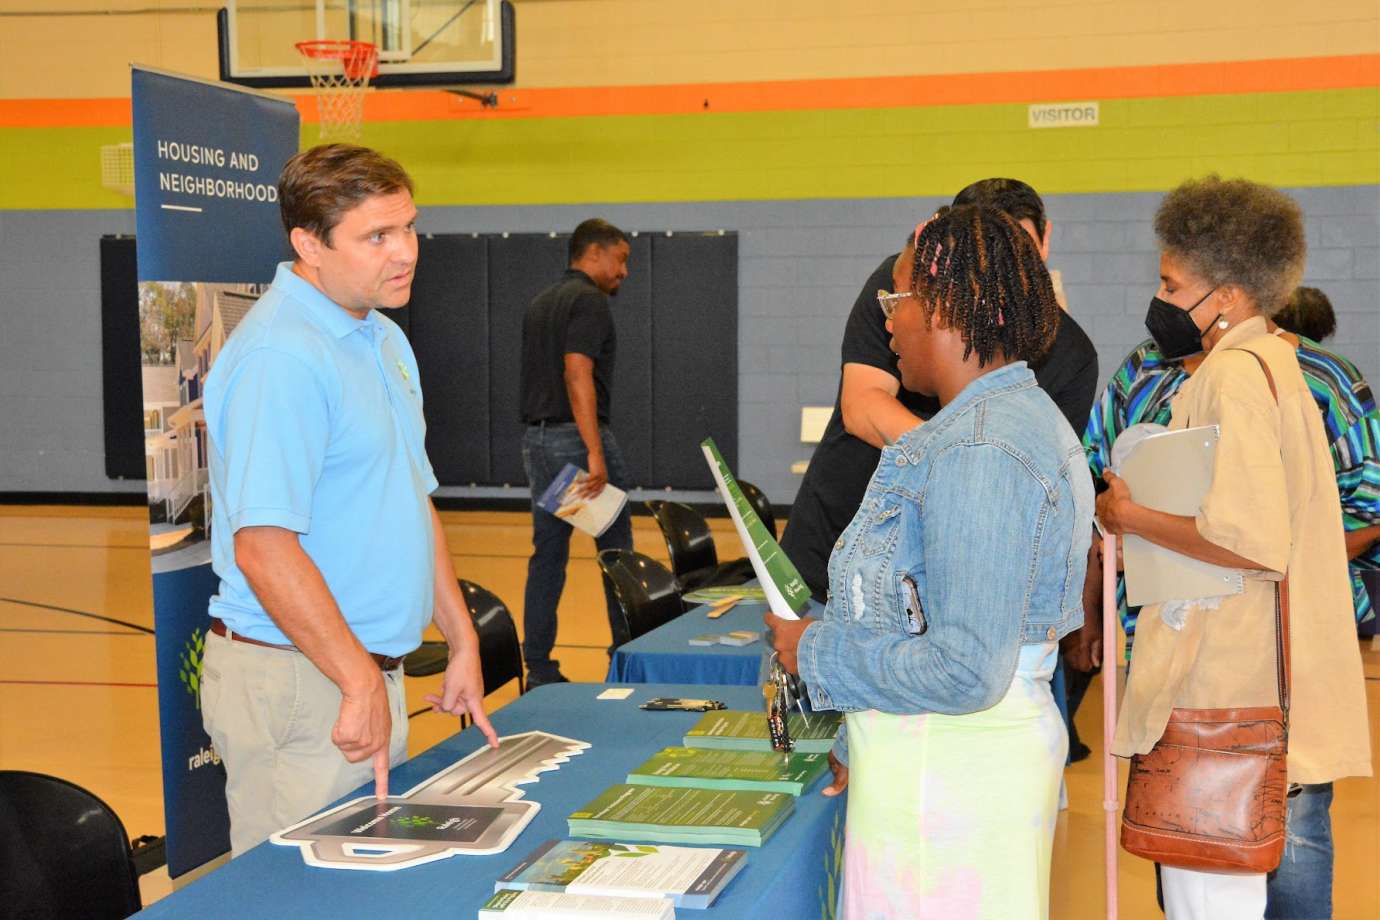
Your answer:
[1095,176,1370,920]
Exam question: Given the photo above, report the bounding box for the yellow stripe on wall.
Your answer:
[3,87,1375,210]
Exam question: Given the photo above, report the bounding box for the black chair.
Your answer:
[738,479,778,538]
[0,771,142,920]
[646,500,756,592]
[404,580,524,722]
[597,548,686,641]
[461,579,526,698]
[646,500,739,592]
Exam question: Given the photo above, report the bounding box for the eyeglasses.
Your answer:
[876,289,915,320]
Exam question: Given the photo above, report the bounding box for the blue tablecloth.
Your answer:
[606,597,1071,757]
[606,600,778,685]
[137,683,844,919]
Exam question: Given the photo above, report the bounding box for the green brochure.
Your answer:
[700,438,811,619]
[568,784,794,848]
[682,710,842,754]
[627,747,830,796]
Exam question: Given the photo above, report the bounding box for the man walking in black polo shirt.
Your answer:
[520,219,634,687]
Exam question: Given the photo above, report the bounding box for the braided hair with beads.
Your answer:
[908,204,1060,368]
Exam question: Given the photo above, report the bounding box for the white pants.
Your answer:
[1161,865,1266,920]
[200,630,409,856]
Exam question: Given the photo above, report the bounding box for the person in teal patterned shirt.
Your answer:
[1077,309,1380,663]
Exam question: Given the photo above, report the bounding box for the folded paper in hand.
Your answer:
[536,464,628,537]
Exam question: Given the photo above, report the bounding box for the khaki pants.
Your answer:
[200,630,409,856]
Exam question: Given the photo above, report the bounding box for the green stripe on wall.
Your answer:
[4,87,1376,210]
[1,126,139,209]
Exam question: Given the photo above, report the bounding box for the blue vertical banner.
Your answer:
[131,66,299,877]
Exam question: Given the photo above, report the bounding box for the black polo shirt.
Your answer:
[520,269,616,424]
[779,253,1099,601]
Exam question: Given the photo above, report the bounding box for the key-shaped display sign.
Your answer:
[271,731,589,870]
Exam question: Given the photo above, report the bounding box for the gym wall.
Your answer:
[1,0,1376,501]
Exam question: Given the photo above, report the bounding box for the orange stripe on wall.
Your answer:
[3,53,1376,128]
[0,97,132,128]
[352,53,1378,123]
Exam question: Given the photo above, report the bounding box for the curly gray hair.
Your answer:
[1153,175,1305,313]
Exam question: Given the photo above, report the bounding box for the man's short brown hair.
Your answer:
[278,144,414,246]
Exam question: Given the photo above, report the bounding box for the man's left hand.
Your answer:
[764,612,815,676]
[425,643,500,749]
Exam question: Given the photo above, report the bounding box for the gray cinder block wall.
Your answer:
[1,186,1376,501]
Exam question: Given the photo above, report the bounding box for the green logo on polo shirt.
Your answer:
[179,628,205,708]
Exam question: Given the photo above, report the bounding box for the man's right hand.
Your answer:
[331,667,392,797]
[821,751,849,797]
[578,454,608,499]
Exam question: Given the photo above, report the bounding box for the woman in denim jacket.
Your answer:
[770,205,1094,919]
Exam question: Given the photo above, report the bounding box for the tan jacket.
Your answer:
[1113,317,1372,784]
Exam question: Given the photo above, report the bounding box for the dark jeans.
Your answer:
[1063,658,1097,760]
[1267,782,1334,919]
[521,423,633,679]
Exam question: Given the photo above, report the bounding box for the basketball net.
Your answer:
[295,40,379,141]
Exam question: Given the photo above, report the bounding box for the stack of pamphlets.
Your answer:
[568,784,793,847]
[535,463,628,538]
[686,631,757,647]
[495,840,746,909]
[627,747,829,796]
[682,710,842,754]
[479,889,674,919]
[681,585,767,605]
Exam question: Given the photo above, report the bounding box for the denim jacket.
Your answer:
[798,361,1094,721]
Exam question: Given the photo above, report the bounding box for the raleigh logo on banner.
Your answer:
[131,65,300,878]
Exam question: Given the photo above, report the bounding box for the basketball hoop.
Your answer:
[295,40,379,141]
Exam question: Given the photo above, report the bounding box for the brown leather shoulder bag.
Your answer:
[1120,345,1291,873]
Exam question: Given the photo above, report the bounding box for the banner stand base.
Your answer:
[171,851,230,890]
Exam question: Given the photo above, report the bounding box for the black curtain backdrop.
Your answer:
[100,232,738,489]
[100,236,145,480]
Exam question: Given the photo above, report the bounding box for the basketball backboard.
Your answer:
[218,0,514,89]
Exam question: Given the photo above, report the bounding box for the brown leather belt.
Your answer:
[209,618,405,671]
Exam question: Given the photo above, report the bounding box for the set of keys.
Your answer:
[763,650,811,755]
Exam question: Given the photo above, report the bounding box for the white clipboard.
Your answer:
[1115,425,1244,607]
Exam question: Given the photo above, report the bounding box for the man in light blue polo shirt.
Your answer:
[200,144,497,856]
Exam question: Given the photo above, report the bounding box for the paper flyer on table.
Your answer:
[699,438,811,621]
[496,839,746,909]
[536,463,628,538]
[480,889,674,919]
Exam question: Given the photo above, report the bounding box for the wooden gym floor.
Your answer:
[1,505,1376,916]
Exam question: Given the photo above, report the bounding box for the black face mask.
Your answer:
[1145,287,1217,360]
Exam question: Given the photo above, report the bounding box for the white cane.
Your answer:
[1103,530,1119,919]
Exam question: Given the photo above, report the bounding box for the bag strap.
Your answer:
[1227,345,1291,723]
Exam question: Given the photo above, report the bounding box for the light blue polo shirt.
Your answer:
[204,262,439,656]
